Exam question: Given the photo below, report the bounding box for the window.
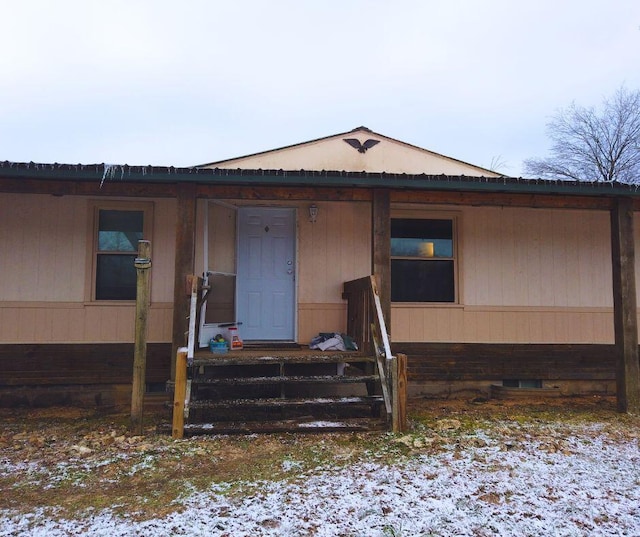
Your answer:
[391,218,456,303]
[92,204,152,300]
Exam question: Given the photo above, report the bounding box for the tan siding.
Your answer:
[391,306,614,344]
[150,198,177,303]
[150,305,174,342]
[298,203,326,303]
[0,303,173,343]
[0,194,87,302]
[463,207,612,308]
[6,193,640,347]
[500,209,517,305]
[393,206,615,344]
[0,194,175,304]
[485,210,504,305]
[0,193,176,343]
[528,311,544,341]
[0,307,19,341]
[325,203,343,301]
[18,308,37,341]
[297,201,370,341]
[409,307,425,341]
[298,201,371,304]
[512,211,531,304]
[298,303,346,344]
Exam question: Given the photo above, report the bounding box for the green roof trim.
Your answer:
[1,161,639,197]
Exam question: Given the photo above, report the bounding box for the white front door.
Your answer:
[236,207,296,341]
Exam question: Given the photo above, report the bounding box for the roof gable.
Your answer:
[200,126,501,177]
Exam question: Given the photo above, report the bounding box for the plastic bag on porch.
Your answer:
[309,333,358,351]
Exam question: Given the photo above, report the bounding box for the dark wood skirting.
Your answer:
[0,343,171,386]
[391,343,617,382]
[0,342,618,387]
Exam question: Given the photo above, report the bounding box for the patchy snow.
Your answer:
[1,427,639,536]
[297,420,356,429]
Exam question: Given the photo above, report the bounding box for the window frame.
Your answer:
[390,210,460,305]
[87,201,154,303]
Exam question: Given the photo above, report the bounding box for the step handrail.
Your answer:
[343,275,393,419]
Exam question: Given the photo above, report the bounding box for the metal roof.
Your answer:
[1,160,639,197]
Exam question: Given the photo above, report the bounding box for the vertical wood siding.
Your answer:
[392,206,617,343]
[3,194,637,346]
[463,207,612,307]
[297,201,371,341]
[0,193,87,302]
[0,194,176,342]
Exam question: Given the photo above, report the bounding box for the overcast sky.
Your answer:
[1,1,639,176]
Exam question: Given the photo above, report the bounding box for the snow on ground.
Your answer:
[1,425,639,536]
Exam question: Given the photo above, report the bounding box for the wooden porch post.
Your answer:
[372,189,391,328]
[610,197,640,413]
[171,182,197,380]
[131,240,152,435]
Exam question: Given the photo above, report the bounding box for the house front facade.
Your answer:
[1,127,638,408]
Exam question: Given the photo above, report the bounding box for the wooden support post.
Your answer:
[610,198,640,413]
[392,353,408,432]
[171,182,197,380]
[172,348,188,439]
[372,189,391,329]
[130,240,152,435]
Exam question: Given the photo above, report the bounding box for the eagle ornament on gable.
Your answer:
[342,138,380,153]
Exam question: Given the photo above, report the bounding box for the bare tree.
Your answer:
[524,87,640,184]
[488,155,508,174]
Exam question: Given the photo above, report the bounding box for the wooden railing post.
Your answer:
[130,240,151,435]
[172,348,188,439]
[392,353,408,432]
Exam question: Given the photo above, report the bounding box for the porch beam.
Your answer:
[196,184,372,201]
[610,197,640,413]
[391,189,615,210]
[372,189,391,328]
[0,177,177,197]
[171,182,197,380]
[1,176,631,210]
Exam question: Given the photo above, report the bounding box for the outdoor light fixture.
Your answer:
[309,204,319,223]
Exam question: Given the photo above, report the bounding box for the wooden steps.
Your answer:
[167,273,407,437]
[190,351,373,366]
[165,350,388,434]
[160,417,387,435]
[188,395,384,410]
[178,374,379,386]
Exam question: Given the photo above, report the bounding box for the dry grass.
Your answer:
[1,394,637,522]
